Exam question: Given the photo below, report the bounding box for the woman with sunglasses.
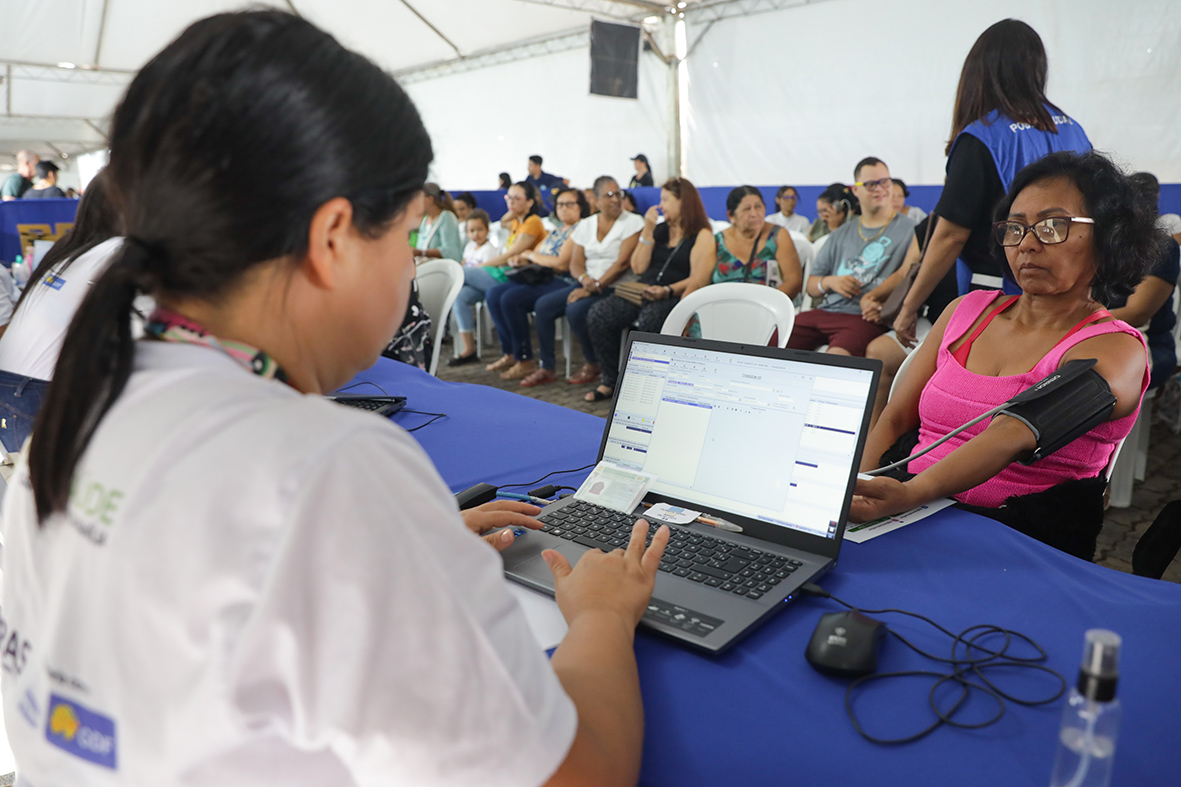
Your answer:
[892,19,1092,348]
[0,12,668,784]
[854,151,1167,560]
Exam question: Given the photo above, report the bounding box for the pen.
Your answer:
[696,515,744,533]
[497,492,551,506]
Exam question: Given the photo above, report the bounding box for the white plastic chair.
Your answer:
[414,259,464,376]
[888,341,922,401]
[661,282,795,348]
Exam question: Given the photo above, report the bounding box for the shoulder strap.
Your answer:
[742,226,767,282]
[951,294,1019,366]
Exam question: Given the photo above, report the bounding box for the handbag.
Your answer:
[877,213,937,325]
[613,281,648,306]
[504,263,554,287]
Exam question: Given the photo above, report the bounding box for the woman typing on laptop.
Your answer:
[853,152,1166,560]
[0,11,667,786]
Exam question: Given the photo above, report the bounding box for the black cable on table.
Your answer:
[498,463,597,490]
[401,409,447,432]
[800,583,1066,745]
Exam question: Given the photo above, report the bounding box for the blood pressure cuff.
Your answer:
[995,358,1117,465]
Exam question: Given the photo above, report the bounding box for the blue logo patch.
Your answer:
[42,274,66,290]
[45,694,117,769]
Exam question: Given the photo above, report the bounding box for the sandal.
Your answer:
[585,386,614,402]
[567,363,601,385]
[500,361,537,381]
[520,368,558,387]
[484,354,514,372]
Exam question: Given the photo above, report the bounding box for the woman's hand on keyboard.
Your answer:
[461,500,543,551]
[545,518,670,629]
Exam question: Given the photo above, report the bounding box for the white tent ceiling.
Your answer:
[0,0,762,164]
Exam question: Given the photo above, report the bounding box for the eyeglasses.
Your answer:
[504,194,526,202]
[555,200,579,208]
[600,190,623,199]
[992,216,1095,247]
[854,177,893,192]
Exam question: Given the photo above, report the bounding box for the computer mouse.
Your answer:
[805,611,886,678]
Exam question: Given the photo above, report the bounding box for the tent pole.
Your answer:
[664,15,681,179]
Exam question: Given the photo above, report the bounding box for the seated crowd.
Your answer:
[388,147,1177,564]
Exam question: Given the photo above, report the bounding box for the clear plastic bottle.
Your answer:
[1049,629,1122,787]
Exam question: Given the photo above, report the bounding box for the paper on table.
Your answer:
[843,497,954,543]
[507,582,568,651]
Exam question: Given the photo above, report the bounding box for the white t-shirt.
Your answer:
[765,212,811,236]
[0,237,123,380]
[570,211,645,281]
[0,343,576,786]
[1157,213,1181,237]
[462,239,499,268]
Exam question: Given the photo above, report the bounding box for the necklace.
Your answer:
[857,216,891,242]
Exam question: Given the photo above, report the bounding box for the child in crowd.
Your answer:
[462,209,499,267]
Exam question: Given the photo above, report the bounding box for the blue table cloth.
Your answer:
[350,358,1181,787]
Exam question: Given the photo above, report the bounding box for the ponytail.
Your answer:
[27,10,433,523]
[29,242,150,521]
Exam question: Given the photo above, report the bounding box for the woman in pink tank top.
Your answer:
[853,151,1171,559]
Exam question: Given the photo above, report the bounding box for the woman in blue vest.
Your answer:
[893,19,1092,346]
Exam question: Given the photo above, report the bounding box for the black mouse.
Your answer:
[805,611,887,678]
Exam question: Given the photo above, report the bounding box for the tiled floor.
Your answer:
[436,337,1181,583]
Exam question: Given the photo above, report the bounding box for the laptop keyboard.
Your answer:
[538,499,803,601]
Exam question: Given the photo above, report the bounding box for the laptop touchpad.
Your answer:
[515,543,589,584]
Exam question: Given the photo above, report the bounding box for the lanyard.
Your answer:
[144,306,290,385]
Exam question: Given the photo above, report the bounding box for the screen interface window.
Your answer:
[602,342,873,539]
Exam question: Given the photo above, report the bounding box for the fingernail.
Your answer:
[542,551,553,566]
[501,529,513,543]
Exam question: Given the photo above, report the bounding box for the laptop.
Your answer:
[501,331,881,654]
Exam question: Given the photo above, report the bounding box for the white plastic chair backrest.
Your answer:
[811,233,830,256]
[487,225,509,251]
[969,272,1004,291]
[788,230,815,271]
[414,259,464,376]
[1105,436,1127,482]
[889,341,922,400]
[1173,283,1180,344]
[709,219,731,234]
[661,282,795,348]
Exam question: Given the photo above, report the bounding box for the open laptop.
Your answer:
[501,331,881,654]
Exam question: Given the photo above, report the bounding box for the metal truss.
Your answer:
[513,0,668,19]
[0,62,134,87]
[395,27,592,84]
[682,0,837,24]
[386,0,841,85]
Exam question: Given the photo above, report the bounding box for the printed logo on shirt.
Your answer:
[45,694,117,769]
[0,608,32,676]
[836,236,894,287]
[66,478,125,546]
[18,689,40,728]
[42,273,66,290]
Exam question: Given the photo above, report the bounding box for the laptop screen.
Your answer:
[601,338,875,540]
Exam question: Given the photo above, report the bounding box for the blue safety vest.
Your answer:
[952,107,1092,194]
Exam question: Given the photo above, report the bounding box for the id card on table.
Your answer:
[574,461,656,513]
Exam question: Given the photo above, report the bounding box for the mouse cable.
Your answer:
[498,463,597,490]
[334,380,393,396]
[799,583,1066,745]
[401,409,447,432]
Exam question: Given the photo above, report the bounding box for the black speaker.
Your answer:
[589,20,640,99]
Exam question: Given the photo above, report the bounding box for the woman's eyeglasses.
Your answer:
[992,216,1094,247]
[555,201,579,208]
